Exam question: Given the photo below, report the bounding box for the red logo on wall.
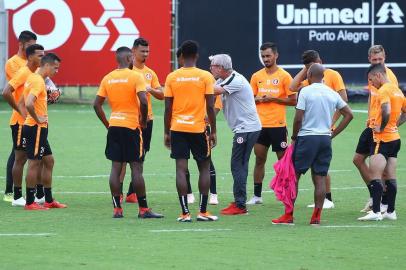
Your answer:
[6,0,171,85]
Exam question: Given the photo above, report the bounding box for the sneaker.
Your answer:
[380,204,388,214]
[360,198,372,212]
[24,202,49,210]
[3,193,13,202]
[177,213,192,222]
[12,197,26,207]
[382,211,397,220]
[272,213,294,225]
[307,198,335,209]
[138,208,164,219]
[358,211,383,221]
[209,194,218,205]
[187,193,195,204]
[220,202,248,215]
[43,200,67,208]
[310,218,321,226]
[125,193,138,203]
[113,207,123,218]
[246,195,263,205]
[35,196,45,204]
[197,211,218,221]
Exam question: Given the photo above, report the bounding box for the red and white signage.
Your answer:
[6,0,172,85]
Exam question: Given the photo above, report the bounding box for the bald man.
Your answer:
[272,64,353,225]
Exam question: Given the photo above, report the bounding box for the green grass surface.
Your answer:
[0,100,405,270]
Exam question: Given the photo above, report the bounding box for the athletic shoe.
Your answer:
[24,202,49,210]
[187,193,195,204]
[113,208,123,218]
[272,213,294,225]
[246,195,263,205]
[12,197,26,207]
[138,208,164,219]
[177,213,192,222]
[3,193,13,202]
[35,196,45,204]
[358,211,383,221]
[209,194,218,205]
[382,211,397,220]
[310,218,321,226]
[220,202,248,215]
[44,200,67,208]
[360,198,372,212]
[307,198,335,209]
[380,204,388,213]
[197,212,218,221]
[125,193,138,203]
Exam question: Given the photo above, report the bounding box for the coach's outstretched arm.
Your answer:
[93,95,109,129]
[289,67,307,92]
[331,105,353,138]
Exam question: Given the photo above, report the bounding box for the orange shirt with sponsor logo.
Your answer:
[23,73,48,128]
[133,65,161,120]
[5,54,26,81]
[302,68,346,92]
[373,83,404,142]
[368,67,398,128]
[97,68,147,130]
[251,67,295,127]
[164,67,215,133]
[8,66,34,125]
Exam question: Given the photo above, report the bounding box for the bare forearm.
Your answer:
[332,114,353,138]
[290,69,307,92]
[140,103,148,127]
[149,87,164,100]
[26,104,40,123]
[93,106,109,128]
[398,112,406,126]
[380,113,390,131]
[207,107,216,134]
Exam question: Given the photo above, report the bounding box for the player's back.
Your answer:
[165,67,214,133]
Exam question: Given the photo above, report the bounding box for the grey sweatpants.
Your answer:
[231,131,260,208]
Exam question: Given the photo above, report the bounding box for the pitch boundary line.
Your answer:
[319,225,395,228]
[0,233,56,237]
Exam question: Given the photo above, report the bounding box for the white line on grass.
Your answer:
[150,229,232,233]
[352,109,368,113]
[319,225,395,228]
[0,233,56,237]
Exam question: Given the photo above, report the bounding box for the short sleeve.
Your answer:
[296,89,307,110]
[164,75,173,97]
[335,92,347,109]
[283,73,295,96]
[332,71,345,91]
[97,77,107,97]
[5,61,19,81]
[151,71,161,88]
[221,73,240,94]
[29,78,43,98]
[204,73,215,95]
[8,69,26,90]
[250,74,258,95]
[378,88,390,105]
[134,73,146,93]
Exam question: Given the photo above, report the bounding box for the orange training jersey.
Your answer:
[214,95,222,110]
[5,54,26,81]
[164,67,215,133]
[8,66,33,125]
[302,68,346,92]
[251,67,295,127]
[23,73,47,128]
[368,67,398,128]
[373,83,404,142]
[133,65,161,120]
[97,68,146,129]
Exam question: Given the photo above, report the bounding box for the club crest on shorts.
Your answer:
[237,137,244,144]
[272,79,279,85]
[280,141,287,148]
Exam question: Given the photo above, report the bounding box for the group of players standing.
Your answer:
[3,31,405,224]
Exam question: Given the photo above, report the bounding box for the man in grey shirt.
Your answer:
[209,54,262,215]
[272,63,353,225]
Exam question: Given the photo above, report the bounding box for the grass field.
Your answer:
[0,100,405,270]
